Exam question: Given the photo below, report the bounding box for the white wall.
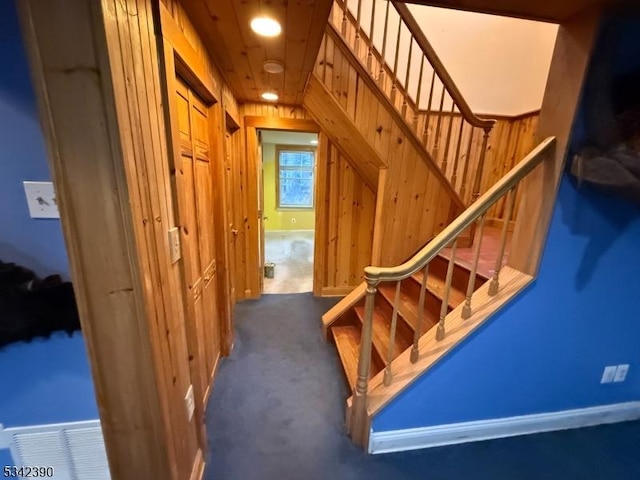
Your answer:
[346,1,558,116]
[407,5,558,116]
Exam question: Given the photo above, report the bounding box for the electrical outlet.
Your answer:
[185,384,195,421]
[168,227,181,264]
[23,181,59,219]
[601,366,617,384]
[614,364,630,383]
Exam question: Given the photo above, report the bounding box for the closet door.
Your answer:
[174,77,221,410]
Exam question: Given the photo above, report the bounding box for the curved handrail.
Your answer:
[390,1,495,130]
[364,136,556,283]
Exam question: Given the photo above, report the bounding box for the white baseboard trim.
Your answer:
[369,401,640,454]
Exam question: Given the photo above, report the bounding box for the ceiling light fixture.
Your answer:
[251,17,282,37]
[261,91,279,102]
[263,60,284,74]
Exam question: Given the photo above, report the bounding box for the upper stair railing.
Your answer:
[349,136,556,445]
[331,0,496,205]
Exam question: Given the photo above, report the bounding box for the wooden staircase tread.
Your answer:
[353,306,411,363]
[377,283,438,334]
[331,325,363,392]
[412,271,466,309]
[437,252,491,281]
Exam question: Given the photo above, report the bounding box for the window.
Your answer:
[276,146,315,209]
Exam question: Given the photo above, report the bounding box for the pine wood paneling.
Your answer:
[164,0,333,105]
[18,0,202,478]
[312,27,463,267]
[315,137,376,293]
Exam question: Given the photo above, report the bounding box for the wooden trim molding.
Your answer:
[274,144,317,210]
[369,402,640,454]
[508,6,601,275]
[244,115,320,132]
[17,0,199,478]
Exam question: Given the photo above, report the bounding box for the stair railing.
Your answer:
[349,137,556,446]
[331,0,496,205]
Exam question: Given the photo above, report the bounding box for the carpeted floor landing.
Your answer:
[204,293,640,480]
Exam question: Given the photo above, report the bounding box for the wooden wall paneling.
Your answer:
[213,104,234,356]
[313,133,330,296]
[244,126,261,299]
[18,0,203,478]
[509,7,600,275]
[100,1,202,477]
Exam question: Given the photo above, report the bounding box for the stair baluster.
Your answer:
[383,281,403,386]
[462,214,487,319]
[488,187,516,295]
[410,264,429,363]
[351,282,377,445]
[390,15,402,105]
[459,129,475,201]
[422,69,436,146]
[451,116,466,191]
[441,103,456,173]
[436,239,458,341]
[401,38,414,119]
[413,56,425,131]
[367,0,377,73]
[354,0,363,55]
[378,0,391,87]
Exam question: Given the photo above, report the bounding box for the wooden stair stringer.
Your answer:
[351,267,533,419]
[303,75,385,192]
[322,282,367,339]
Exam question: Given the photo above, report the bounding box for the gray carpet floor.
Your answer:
[204,293,640,480]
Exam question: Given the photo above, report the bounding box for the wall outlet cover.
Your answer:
[614,364,630,383]
[601,366,617,384]
[168,227,181,264]
[23,181,59,219]
[185,384,195,421]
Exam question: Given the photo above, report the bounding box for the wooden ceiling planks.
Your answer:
[401,0,609,23]
[179,0,333,105]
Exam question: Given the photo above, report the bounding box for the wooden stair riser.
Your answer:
[376,284,434,342]
[332,325,384,393]
[429,254,489,294]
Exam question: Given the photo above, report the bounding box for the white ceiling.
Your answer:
[260,130,318,146]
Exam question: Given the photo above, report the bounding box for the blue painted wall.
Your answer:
[0,0,69,278]
[0,2,96,468]
[373,15,640,432]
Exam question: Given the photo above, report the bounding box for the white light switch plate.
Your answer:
[601,366,617,384]
[23,181,59,219]
[614,364,630,383]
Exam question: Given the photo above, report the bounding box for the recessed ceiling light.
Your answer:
[261,91,279,102]
[251,17,281,37]
[310,139,318,145]
[263,60,284,74]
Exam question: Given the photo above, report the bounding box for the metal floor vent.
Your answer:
[0,421,110,480]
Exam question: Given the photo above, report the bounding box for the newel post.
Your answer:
[350,278,377,447]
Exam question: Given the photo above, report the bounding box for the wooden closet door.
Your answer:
[174,77,221,410]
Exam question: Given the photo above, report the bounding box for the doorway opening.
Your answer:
[258,130,318,294]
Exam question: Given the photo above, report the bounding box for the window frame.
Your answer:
[275,144,316,210]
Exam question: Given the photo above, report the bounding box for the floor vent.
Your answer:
[0,421,110,480]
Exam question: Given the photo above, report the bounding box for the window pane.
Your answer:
[279,177,313,207]
[278,148,315,208]
[280,151,314,167]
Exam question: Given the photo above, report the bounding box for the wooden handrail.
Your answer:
[390,1,495,130]
[364,137,556,283]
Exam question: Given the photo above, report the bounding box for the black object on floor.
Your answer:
[204,293,640,480]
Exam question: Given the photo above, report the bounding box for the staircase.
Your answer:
[306,0,560,452]
[328,254,489,391]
